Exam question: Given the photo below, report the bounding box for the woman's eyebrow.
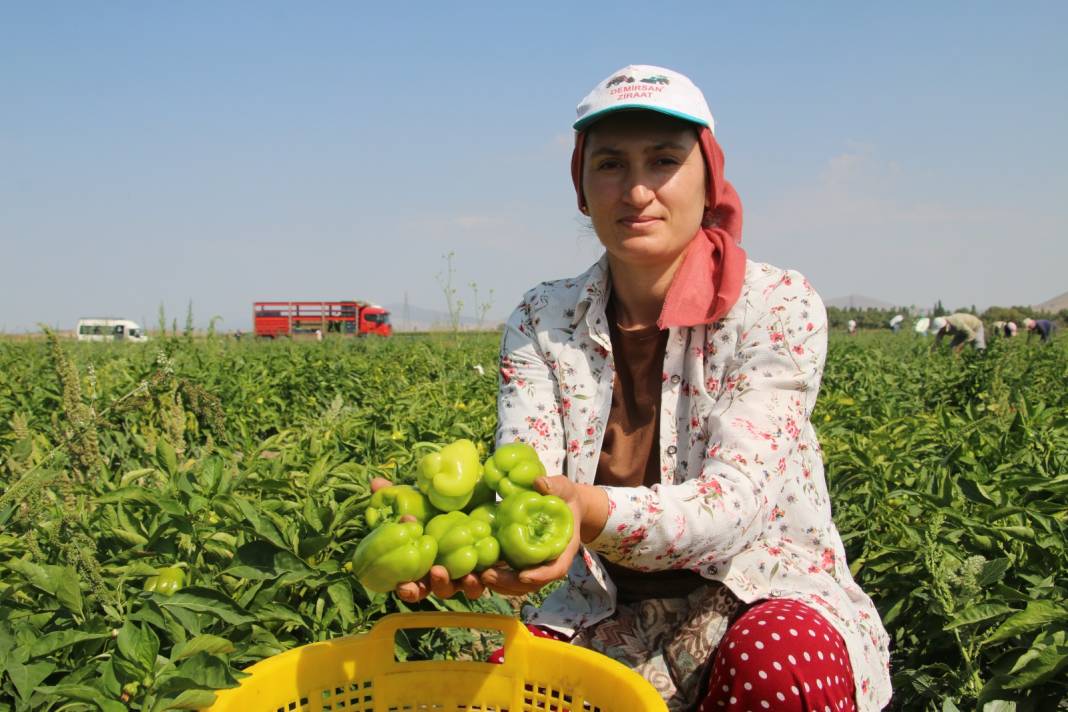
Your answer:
[588,146,624,158]
[588,141,689,158]
[648,140,689,152]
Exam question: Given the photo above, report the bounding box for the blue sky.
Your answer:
[3,2,1066,332]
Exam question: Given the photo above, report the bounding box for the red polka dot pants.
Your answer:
[698,598,856,712]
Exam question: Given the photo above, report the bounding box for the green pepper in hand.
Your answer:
[351,521,437,593]
[417,439,482,511]
[464,477,496,512]
[365,484,435,528]
[482,442,546,497]
[143,566,185,596]
[424,511,500,579]
[468,502,497,531]
[495,490,574,570]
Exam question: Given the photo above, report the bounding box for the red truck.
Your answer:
[253,301,392,338]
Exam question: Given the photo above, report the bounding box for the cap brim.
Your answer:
[573,104,709,131]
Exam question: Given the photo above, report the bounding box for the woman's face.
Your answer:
[582,111,707,269]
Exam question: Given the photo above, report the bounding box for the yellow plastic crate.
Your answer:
[204,611,667,711]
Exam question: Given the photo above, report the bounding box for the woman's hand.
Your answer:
[480,475,608,596]
[369,478,486,603]
[395,566,486,603]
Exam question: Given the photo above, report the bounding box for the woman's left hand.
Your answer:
[480,475,606,595]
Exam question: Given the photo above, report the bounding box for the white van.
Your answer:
[76,318,149,342]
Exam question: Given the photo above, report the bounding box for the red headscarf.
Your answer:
[570,125,747,329]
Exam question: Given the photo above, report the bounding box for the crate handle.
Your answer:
[362,612,532,674]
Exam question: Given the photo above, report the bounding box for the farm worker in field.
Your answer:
[889,314,904,333]
[932,313,986,352]
[1024,317,1054,343]
[1006,320,1018,337]
[376,65,891,711]
[847,318,857,335]
[913,316,931,336]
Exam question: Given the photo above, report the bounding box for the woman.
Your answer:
[1024,317,1054,343]
[382,65,891,711]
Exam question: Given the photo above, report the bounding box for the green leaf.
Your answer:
[441,596,476,612]
[53,565,85,616]
[980,702,1017,712]
[298,535,332,560]
[129,599,172,631]
[153,653,242,696]
[998,525,1035,541]
[28,629,111,659]
[35,682,111,705]
[302,496,324,532]
[4,557,53,592]
[157,438,179,476]
[4,558,83,616]
[326,580,356,628]
[945,603,1015,630]
[975,558,1011,588]
[879,593,909,627]
[0,622,20,665]
[8,661,56,704]
[120,468,159,486]
[171,634,235,661]
[958,478,995,504]
[95,486,159,504]
[157,588,256,626]
[116,620,159,671]
[99,658,122,696]
[111,527,151,546]
[984,600,1068,645]
[156,497,188,517]
[123,561,164,577]
[1004,631,1068,689]
[162,602,204,637]
[150,688,219,711]
[231,497,288,549]
[224,541,314,585]
[250,602,306,627]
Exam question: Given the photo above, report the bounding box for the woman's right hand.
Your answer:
[369,478,487,603]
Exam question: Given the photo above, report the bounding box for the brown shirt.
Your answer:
[596,299,708,602]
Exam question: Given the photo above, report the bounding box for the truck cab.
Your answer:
[360,305,392,337]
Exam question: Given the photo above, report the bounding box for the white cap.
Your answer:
[932,317,948,331]
[574,65,715,133]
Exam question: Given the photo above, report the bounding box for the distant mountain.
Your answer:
[382,302,505,332]
[825,294,897,310]
[1034,291,1068,313]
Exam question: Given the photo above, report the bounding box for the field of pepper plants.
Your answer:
[0,329,1065,711]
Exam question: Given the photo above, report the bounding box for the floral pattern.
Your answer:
[496,255,892,712]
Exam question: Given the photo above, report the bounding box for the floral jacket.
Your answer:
[496,255,892,711]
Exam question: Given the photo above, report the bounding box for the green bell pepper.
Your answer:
[482,442,546,497]
[351,521,437,593]
[495,490,574,570]
[424,510,500,579]
[365,484,435,528]
[417,439,483,511]
[143,566,185,596]
[464,477,496,512]
[468,502,497,531]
